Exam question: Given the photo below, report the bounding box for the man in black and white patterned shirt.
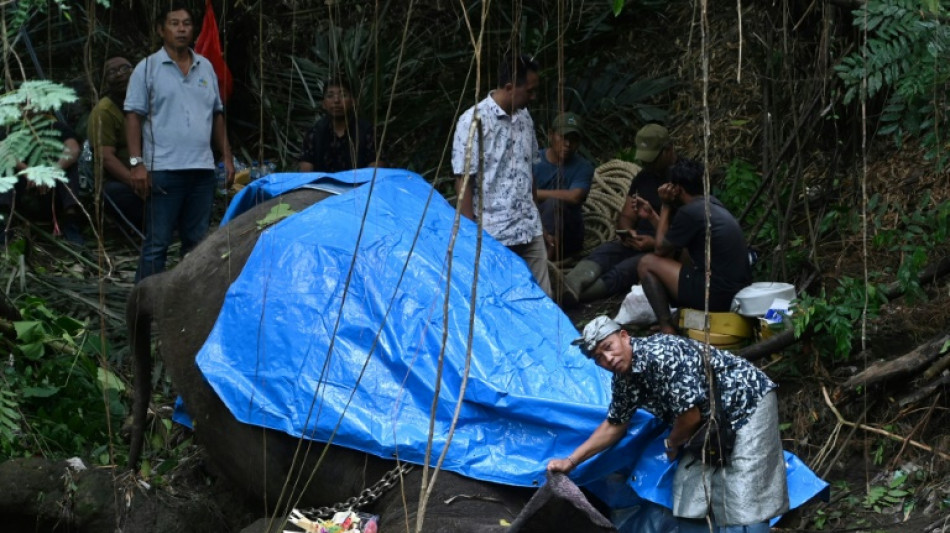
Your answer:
[548,316,788,533]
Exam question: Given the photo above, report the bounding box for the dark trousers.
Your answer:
[585,240,646,294]
[538,198,585,258]
[136,169,215,282]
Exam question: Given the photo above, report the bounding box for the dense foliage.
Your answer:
[835,0,950,163]
[0,295,126,464]
[0,81,79,193]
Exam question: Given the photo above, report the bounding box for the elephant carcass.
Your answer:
[126,188,610,532]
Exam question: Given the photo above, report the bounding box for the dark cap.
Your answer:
[571,316,622,357]
[635,124,670,164]
[552,112,583,136]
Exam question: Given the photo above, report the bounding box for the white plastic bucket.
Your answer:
[732,282,796,317]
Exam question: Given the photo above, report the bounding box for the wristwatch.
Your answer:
[129,156,143,167]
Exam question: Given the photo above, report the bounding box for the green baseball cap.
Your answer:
[635,124,670,164]
[551,112,583,135]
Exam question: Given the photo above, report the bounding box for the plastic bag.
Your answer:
[614,285,657,326]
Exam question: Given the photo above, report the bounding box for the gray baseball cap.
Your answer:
[572,316,622,357]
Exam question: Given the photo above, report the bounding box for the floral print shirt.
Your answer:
[607,334,776,432]
[451,93,542,246]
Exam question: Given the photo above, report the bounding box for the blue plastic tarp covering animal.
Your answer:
[196,168,828,510]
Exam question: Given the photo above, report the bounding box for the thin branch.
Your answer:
[821,386,950,461]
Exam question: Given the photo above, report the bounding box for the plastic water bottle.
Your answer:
[78,140,94,193]
[215,162,227,195]
[250,160,260,181]
[265,160,277,176]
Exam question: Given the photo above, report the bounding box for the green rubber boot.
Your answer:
[560,260,602,308]
[579,278,609,302]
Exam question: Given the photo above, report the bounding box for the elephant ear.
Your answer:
[507,472,617,532]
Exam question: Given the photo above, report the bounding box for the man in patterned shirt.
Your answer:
[548,316,788,532]
[452,52,551,297]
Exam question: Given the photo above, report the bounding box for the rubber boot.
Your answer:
[560,260,602,308]
[578,278,609,302]
[641,272,676,334]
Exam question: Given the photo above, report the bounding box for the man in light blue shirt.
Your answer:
[125,3,234,281]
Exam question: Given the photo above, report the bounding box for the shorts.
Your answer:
[676,266,735,312]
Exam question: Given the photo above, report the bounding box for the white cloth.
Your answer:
[672,390,789,526]
[451,93,541,246]
[614,285,659,326]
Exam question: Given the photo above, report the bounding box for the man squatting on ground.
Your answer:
[634,158,751,334]
[548,316,789,532]
[532,112,594,260]
[452,52,552,297]
[125,3,234,282]
[559,124,675,307]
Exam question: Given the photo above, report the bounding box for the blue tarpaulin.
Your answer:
[221,169,377,225]
[195,169,827,509]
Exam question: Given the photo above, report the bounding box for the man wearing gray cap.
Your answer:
[548,316,788,533]
[533,112,594,260]
[558,123,675,307]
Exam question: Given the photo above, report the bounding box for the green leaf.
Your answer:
[19,342,45,361]
[256,202,297,230]
[13,321,45,343]
[21,385,60,398]
[17,166,66,189]
[612,0,625,17]
[0,413,20,430]
[53,315,85,336]
[0,80,77,122]
[97,368,126,393]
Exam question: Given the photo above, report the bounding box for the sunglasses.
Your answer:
[106,64,133,77]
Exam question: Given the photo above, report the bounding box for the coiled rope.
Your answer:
[553,159,641,268]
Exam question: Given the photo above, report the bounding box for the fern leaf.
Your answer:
[18,166,67,189]
[0,388,20,444]
[0,81,77,127]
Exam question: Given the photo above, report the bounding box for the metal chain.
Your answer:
[298,463,414,520]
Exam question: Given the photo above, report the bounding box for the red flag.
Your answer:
[194,0,233,103]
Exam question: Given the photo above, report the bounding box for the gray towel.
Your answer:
[507,472,617,532]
